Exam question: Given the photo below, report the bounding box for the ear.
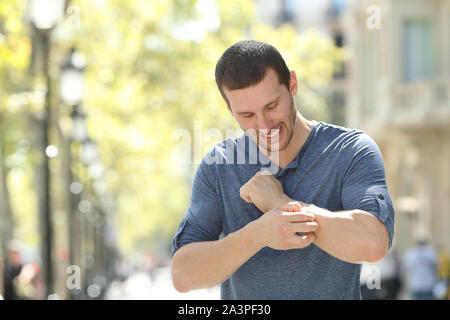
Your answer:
[289,70,298,96]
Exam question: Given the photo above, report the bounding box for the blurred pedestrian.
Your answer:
[402,238,438,300]
[2,240,37,300]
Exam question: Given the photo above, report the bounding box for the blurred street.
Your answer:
[1,0,449,301]
[104,268,220,300]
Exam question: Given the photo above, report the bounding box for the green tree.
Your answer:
[1,0,344,263]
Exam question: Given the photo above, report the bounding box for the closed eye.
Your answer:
[265,99,280,111]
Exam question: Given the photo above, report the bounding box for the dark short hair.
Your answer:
[215,40,291,105]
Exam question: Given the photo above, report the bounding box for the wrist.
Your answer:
[240,219,266,251]
[272,194,294,210]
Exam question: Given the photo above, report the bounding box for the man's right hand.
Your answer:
[171,201,317,293]
[247,201,318,250]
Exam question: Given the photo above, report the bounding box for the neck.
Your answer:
[265,113,313,169]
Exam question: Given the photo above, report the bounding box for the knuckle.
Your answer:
[287,201,299,207]
[308,222,318,231]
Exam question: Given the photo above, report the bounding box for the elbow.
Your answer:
[364,234,389,263]
[365,246,386,263]
[171,271,187,293]
[362,215,390,263]
[170,251,192,293]
[173,279,190,294]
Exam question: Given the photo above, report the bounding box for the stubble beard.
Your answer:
[258,96,297,154]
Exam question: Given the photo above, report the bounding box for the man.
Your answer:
[402,238,438,300]
[170,40,395,299]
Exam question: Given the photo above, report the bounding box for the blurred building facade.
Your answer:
[255,0,349,126]
[255,0,450,255]
[343,0,450,254]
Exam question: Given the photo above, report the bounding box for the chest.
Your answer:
[216,164,343,234]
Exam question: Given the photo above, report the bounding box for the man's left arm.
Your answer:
[297,134,394,264]
[240,174,391,264]
[294,203,390,264]
[241,134,395,264]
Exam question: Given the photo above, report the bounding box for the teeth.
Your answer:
[268,130,279,137]
[262,127,280,138]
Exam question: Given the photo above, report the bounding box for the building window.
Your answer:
[333,33,346,79]
[402,18,435,83]
[327,91,346,126]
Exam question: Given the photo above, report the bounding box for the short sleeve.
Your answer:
[171,158,223,257]
[340,133,395,249]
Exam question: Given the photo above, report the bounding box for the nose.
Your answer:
[256,114,271,132]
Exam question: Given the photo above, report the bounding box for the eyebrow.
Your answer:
[236,96,280,115]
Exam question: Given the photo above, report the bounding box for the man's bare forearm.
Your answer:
[305,206,389,264]
[171,221,263,293]
[266,195,389,264]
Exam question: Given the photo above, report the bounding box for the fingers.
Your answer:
[241,193,252,203]
[280,201,315,222]
[290,221,318,234]
[240,170,271,201]
[297,232,315,247]
[256,170,272,176]
[277,220,318,250]
[287,232,315,249]
[281,211,315,222]
[239,186,252,203]
[280,201,302,212]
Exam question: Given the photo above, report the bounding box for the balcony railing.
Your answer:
[392,78,449,110]
[388,78,450,126]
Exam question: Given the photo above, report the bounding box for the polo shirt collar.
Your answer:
[246,120,318,178]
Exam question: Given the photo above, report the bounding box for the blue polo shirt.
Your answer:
[171,120,395,299]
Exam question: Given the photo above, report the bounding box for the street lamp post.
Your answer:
[28,0,66,299]
[80,137,99,299]
[61,46,108,299]
[60,47,86,299]
[81,137,111,299]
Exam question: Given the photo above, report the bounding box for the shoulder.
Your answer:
[202,133,247,166]
[313,121,379,156]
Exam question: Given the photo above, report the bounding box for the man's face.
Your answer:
[224,68,297,152]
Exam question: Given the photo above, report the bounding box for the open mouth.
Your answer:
[260,125,282,141]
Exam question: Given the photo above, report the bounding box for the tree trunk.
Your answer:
[0,128,15,297]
